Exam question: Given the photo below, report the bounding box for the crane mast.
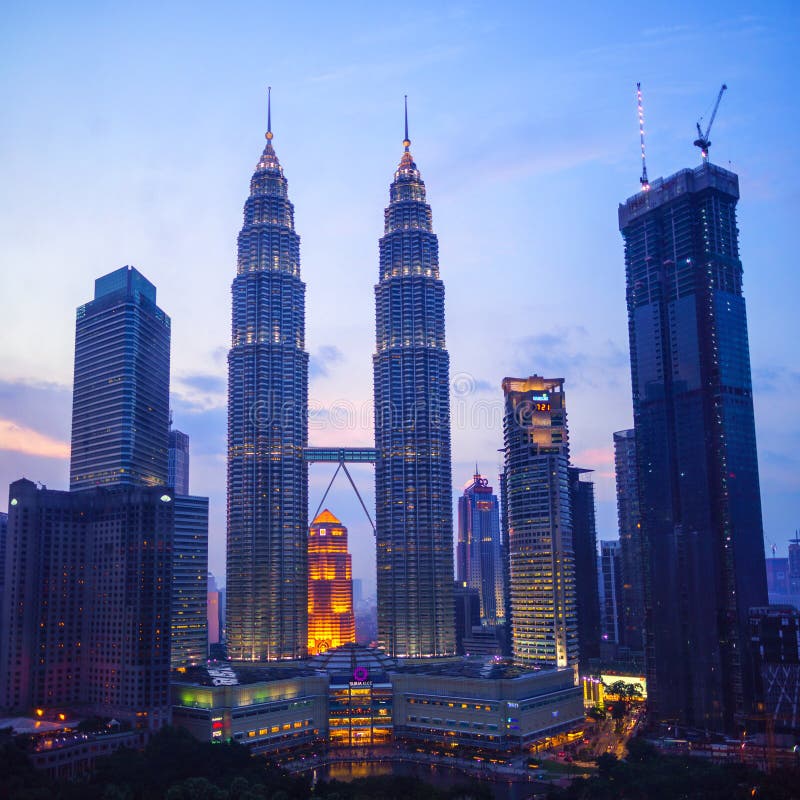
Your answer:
[636,82,650,190]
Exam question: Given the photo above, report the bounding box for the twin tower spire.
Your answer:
[261,87,412,154]
[226,90,453,662]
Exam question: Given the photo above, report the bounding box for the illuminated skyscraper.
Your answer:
[373,103,454,657]
[70,266,170,491]
[502,376,577,670]
[620,160,767,731]
[457,470,506,626]
[307,509,355,655]
[226,96,309,661]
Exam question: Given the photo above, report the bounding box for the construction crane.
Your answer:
[694,83,727,160]
[636,82,650,190]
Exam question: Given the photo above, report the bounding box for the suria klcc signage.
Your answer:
[350,666,372,687]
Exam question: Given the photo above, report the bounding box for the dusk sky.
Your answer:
[1,1,798,593]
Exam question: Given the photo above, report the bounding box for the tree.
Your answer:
[595,752,618,777]
[624,682,643,701]
[625,736,656,763]
[610,700,627,733]
[164,777,226,800]
[587,706,606,722]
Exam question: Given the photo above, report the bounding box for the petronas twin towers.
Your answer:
[226,96,454,661]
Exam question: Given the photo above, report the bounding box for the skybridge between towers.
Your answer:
[303,446,378,536]
[303,447,377,464]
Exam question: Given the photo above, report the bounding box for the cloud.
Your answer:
[310,345,345,379]
[211,346,228,364]
[451,373,497,397]
[0,419,70,459]
[0,379,72,441]
[761,449,798,468]
[752,365,800,394]
[471,378,496,393]
[641,23,692,38]
[171,371,227,417]
[169,395,226,457]
[511,327,628,388]
[177,373,227,395]
[572,446,615,467]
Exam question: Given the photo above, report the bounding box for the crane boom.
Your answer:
[693,83,727,159]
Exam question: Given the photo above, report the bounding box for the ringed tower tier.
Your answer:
[307,509,356,655]
[373,102,455,657]
[226,94,309,661]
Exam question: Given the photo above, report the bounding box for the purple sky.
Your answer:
[1,1,798,593]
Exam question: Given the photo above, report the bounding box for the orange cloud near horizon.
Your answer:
[0,419,70,459]
[571,446,615,467]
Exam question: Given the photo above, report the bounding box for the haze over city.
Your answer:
[1,0,798,595]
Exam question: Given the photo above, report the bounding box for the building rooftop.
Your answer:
[175,661,320,687]
[0,717,76,735]
[397,657,547,680]
[309,643,395,683]
[618,161,739,228]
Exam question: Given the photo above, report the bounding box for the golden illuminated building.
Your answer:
[308,510,355,655]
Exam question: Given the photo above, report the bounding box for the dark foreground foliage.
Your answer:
[0,726,491,800]
[547,737,800,800]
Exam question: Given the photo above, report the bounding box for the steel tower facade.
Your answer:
[619,161,767,731]
[226,103,309,661]
[373,110,455,657]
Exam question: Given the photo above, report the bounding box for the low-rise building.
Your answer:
[171,662,328,754]
[0,717,144,781]
[392,661,583,753]
[311,643,394,747]
[172,648,584,756]
[750,605,800,733]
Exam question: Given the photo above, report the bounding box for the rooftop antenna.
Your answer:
[636,82,650,191]
[693,83,727,160]
[403,94,410,151]
[266,86,273,141]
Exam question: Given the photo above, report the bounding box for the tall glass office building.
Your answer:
[169,428,190,495]
[70,266,170,491]
[457,471,506,626]
[613,428,645,653]
[569,466,600,668]
[619,161,767,732]
[502,376,577,670]
[172,495,209,668]
[226,109,309,661]
[373,115,454,657]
